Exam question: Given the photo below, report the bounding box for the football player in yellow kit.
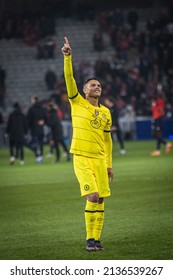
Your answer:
[61,37,114,251]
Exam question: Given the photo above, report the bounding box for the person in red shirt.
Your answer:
[151,93,172,156]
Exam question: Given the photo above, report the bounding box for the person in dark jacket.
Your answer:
[5,102,28,165]
[104,97,126,155]
[47,103,70,162]
[27,96,47,163]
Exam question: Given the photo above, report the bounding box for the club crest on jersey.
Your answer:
[94,109,99,117]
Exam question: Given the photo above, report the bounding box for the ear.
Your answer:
[83,85,87,94]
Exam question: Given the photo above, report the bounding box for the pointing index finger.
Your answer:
[64,37,70,47]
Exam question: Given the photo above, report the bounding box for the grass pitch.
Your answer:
[0,140,173,260]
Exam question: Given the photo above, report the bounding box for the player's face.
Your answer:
[83,80,102,98]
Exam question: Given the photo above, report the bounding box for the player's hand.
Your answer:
[61,37,72,56]
[107,168,114,183]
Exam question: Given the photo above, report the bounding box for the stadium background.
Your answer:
[0,0,173,261]
[0,0,173,146]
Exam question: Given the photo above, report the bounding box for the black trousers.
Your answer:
[9,139,24,160]
[53,138,69,161]
[25,135,44,157]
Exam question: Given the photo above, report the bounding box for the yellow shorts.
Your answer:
[73,154,111,198]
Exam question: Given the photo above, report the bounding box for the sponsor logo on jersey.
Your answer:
[90,117,101,129]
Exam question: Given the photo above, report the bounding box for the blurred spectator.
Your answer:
[50,91,61,107]
[93,29,104,51]
[137,48,152,82]
[5,102,28,165]
[112,9,125,27]
[150,92,172,156]
[44,36,56,58]
[165,103,173,119]
[45,67,57,91]
[22,18,41,46]
[104,96,126,155]
[0,65,6,109]
[47,102,70,162]
[127,8,139,32]
[78,60,95,86]
[167,21,173,34]
[40,15,55,37]
[60,92,71,121]
[116,33,131,62]
[120,104,136,140]
[26,96,47,163]
[94,58,112,79]
[37,36,56,59]
[0,12,15,40]
[0,110,4,124]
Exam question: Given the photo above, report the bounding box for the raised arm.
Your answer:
[61,37,78,99]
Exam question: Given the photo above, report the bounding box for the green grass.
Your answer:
[0,140,173,260]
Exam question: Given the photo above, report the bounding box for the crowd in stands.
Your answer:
[90,8,173,119]
[40,7,173,121]
[0,6,173,123]
[0,0,96,44]
[0,9,56,46]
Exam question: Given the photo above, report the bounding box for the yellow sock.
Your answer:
[94,202,104,241]
[85,200,98,240]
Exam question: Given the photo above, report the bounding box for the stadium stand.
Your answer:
[0,10,151,111]
[0,18,116,111]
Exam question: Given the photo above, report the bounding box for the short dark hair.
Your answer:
[83,77,100,86]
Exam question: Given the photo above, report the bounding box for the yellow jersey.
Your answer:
[64,55,112,168]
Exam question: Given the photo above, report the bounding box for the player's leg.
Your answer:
[85,193,99,251]
[73,155,99,251]
[94,158,111,250]
[94,198,105,250]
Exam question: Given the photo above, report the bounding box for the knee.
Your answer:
[87,192,99,203]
